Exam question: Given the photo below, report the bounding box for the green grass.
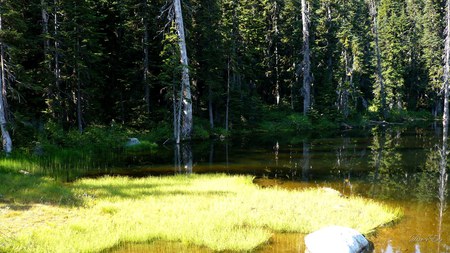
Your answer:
[0,173,402,253]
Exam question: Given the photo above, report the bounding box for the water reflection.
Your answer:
[368,127,406,200]
[26,125,450,252]
[302,141,310,181]
[437,119,448,253]
[174,143,193,174]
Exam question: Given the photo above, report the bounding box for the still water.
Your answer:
[71,125,450,252]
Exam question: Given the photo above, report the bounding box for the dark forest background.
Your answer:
[0,0,444,148]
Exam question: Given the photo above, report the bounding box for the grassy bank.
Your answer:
[0,171,401,253]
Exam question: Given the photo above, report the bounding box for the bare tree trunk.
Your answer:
[292,62,298,110]
[75,21,83,133]
[225,58,230,132]
[76,75,83,132]
[54,0,62,123]
[0,8,12,154]
[369,0,387,119]
[208,84,214,129]
[42,0,57,118]
[173,87,178,143]
[338,49,351,118]
[172,70,181,143]
[174,0,192,142]
[438,0,450,245]
[41,0,51,69]
[142,0,150,115]
[301,0,311,115]
[273,1,280,105]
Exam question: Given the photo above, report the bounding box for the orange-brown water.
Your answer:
[52,127,448,253]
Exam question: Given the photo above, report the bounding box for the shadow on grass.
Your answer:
[72,180,235,200]
[1,164,235,207]
[0,172,79,206]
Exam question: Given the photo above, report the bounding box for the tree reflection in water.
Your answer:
[437,116,448,253]
[174,143,193,174]
[368,127,405,199]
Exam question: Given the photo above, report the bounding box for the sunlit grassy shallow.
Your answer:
[0,173,402,252]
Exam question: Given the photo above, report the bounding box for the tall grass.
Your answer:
[0,174,402,252]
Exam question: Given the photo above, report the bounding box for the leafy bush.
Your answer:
[258,110,313,133]
[141,122,172,142]
[192,117,211,140]
[124,140,158,154]
[288,114,313,131]
[388,109,433,122]
[314,118,338,130]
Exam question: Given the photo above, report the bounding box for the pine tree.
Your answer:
[422,0,444,115]
[191,0,224,129]
[378,0,409,110]
[369,0,387,118]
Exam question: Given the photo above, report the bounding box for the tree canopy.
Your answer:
[0,0,447,147]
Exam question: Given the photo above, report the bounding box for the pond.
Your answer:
[42,125,450,252]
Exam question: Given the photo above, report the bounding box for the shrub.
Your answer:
[288,114,313,131]
[124,140,158,154]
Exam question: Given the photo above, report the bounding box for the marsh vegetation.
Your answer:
[0,173,400,253]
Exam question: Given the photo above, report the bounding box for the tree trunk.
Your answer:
[225,58,230,132]
[174,0,192,142]
[0,8,12,154]
[208,84,214,129]
[301,0,311,115]
[54,0,62,124]
[338,48,351,118]
[75,22,83,133]
[292,62,298,110]
[369,0,387,119]
[173,77,180,144]
[76,73,83,132]
[142,0,150,115]
[438,0,450,243]
[273,1,280,105]
[41,0,51,69]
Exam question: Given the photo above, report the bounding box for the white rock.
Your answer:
[305,226,371,253]
[125,137,140,147]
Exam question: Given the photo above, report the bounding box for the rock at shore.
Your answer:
[305,226,372,253]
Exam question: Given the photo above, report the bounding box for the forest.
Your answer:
[2,1,450,251]
[0,0,447,151]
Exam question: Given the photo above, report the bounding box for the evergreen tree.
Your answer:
[378,0,409,110]
[421,0,444,115]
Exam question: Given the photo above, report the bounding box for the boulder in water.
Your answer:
[305,226,372,253]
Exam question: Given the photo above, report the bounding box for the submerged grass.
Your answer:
[0,174,402,252]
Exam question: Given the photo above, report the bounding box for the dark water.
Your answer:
[47,125,450,252]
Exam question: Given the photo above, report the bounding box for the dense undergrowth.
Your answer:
[0,106,434,184]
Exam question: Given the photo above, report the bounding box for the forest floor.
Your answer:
[0,172,402,252]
